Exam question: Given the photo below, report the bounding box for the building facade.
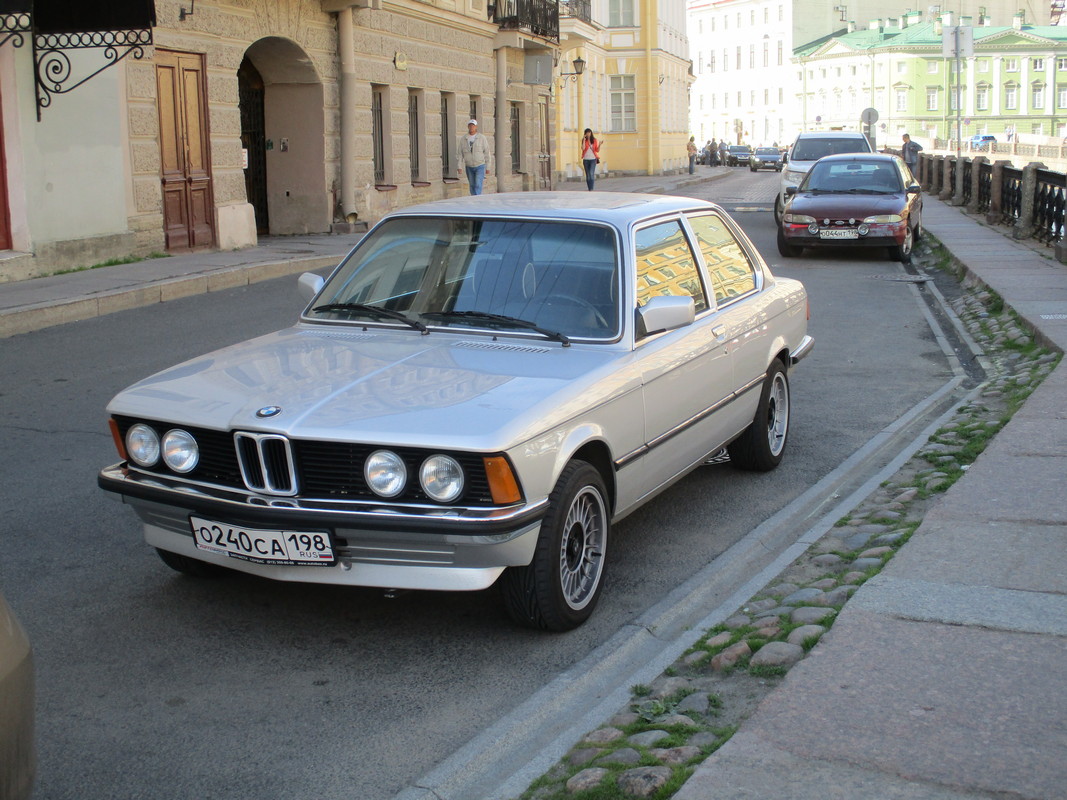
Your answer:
[796,15,1067,146]
[686,0,1051,150]
[0,0,562,282]
[555,0,692,180]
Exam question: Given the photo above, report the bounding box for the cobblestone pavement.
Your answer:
[516,234,1061,800]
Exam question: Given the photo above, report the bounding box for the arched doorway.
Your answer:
[239,38,328,236]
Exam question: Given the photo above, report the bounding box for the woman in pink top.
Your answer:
[581,129,600,191]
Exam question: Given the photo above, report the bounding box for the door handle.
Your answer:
[712,325,726,340]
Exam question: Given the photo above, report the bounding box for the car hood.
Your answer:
[787,192,904,219]
[107,325,635,451]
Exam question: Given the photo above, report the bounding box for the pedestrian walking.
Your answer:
[580,128,600,191]
[687,136,698,174]
[457,119,492,195]
[901,133,923,171]
[709,138,719,166]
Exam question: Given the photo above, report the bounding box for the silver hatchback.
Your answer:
[99,193,812,630]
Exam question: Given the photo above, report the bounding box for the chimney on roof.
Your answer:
[942,10,953,24]
[1012,11,1023,28]
[960,14,972,25]
[869,18,882,29]
[847,19,856,31]
[934,17,943,34]
[899,13,908,28]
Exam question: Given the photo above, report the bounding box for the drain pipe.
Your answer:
[339,8,358,220]
[495,48,507,192]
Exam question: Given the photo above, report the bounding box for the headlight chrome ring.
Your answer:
[420,455,465,503]
[126,423,161,467]
[365,450,408,498]
[162,429,200,473]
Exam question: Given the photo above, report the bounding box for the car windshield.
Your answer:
[791,137,869,162]
[755,148,778,155]
[730,146,750,151]
[802,161,903,194]
[309,216,621,340]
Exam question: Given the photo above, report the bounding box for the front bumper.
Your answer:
[780,222,906,250]
[100,464,545,591]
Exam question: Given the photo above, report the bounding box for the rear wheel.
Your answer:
[156,548,230,578]
[500,461,609,631]
[728,360,790,472]
[777,226,802,258]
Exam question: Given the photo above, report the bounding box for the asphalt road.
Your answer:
[0,170,960,800]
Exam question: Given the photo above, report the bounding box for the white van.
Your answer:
[775,131,873,223]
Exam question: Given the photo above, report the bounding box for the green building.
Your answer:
[794,12,1067,149]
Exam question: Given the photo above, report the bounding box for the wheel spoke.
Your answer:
[557,488,607,609]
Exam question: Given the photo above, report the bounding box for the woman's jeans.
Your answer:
[689,155,696,174]
[583,158,596,190]
[465,165,485,195]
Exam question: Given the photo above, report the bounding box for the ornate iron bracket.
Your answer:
[0,12,31,49]
[33,26,153,120]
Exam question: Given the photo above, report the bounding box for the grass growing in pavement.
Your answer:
[49,252,169,277]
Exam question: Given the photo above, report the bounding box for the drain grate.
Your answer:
[870,274,932,283]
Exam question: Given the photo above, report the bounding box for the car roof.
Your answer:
[794,130,869,139]
[811,153,904,166]
[382,191,720,226]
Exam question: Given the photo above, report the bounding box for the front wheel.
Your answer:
[500,461,609,631]
[773,193,784,225]
[889,224,914,264]
[728,360,790,472]
[777,226,802,258]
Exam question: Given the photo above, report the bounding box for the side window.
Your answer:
[687,213,758,304]
[634,221,708,313]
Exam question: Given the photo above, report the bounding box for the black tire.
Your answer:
[889,223,914,264]
[776,226,801,258]
[500,461,609,631]
[156,548,231,578]
[727,360,790,472]
[773,193,784,225]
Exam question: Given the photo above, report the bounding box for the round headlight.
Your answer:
[807,223,819,235]
[126,423,160,467]
[365,450,407,498]
[857,223,871,236]
[162,429,199,473]
[420,455,465,503]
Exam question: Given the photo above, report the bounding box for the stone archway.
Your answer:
[240,37,328,236]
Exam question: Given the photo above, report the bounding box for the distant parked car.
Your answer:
[726,144,753,166]
[99,192,813,632]
[749,147,783,172]
[775,130,873,223]
[0,588,34,800]
[777,153,923,264]
[969,134,996,150]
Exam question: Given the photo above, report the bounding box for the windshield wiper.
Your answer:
[312,302,428,333]
[420,310,570,347]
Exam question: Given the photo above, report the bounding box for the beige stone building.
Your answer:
[0,0,560,282]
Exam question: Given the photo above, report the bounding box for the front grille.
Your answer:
[112,416,499,506]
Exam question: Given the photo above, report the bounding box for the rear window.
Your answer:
[791,136,871,162]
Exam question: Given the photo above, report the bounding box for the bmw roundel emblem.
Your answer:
[256,405,283,418]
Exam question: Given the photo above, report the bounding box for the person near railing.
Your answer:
[902,133,923,171]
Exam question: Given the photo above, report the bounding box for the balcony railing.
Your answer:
[559,0,591,24]
[493,0,559,41]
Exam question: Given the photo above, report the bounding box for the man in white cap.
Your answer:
[457,119,492,195]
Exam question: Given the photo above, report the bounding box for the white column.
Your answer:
[339,8,357,219]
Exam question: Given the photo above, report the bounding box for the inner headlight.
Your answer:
[365,450,407,498]
[420,455,465,503]
[162,429,199,473]
[126,423,160,467]
[863,214,904,223]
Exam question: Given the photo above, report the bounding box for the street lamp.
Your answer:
[559,56,586,88]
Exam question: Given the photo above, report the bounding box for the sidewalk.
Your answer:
[4,171,1065,800]
[674,199,1067,799]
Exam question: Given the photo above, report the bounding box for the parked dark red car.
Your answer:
[777,153,922,264]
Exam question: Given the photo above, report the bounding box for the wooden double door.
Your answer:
[156,50,215,251]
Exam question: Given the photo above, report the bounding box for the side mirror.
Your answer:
[298,272,325,303]
[907,184,921,194]
[782,152,788,164]
[636,295,695,337]
[785,186,798,197]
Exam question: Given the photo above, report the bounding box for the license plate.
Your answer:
[819,228,858,240]
[190,516,335,566]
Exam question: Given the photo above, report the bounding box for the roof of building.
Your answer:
[796,22,1067,58]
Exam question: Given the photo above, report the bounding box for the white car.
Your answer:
[99,193,813,630]
[775,131,873,223]
[0,588,34,800]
